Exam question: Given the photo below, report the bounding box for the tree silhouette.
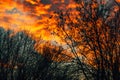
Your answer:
[54,0,120,80]
[0,27,55,80]
[0,27,80,80]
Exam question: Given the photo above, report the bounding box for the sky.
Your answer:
[0,0,120,60]
[0,0,65,40]
[0,0,119,42]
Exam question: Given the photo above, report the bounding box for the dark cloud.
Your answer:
[41,0,51,4]
[6,8,23,15]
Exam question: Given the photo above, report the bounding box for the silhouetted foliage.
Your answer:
[0,27,85,80]
[55,0,120,80]
[0,27,53,80]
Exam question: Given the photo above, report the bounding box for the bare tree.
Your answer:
[53,0,120,80]
[0,27,59,80]
[0,27,76,80]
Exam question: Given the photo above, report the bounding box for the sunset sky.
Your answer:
[0,0,120,68]
[0,0,73,42]
[1,0,119,41]
[0,0,120,50]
